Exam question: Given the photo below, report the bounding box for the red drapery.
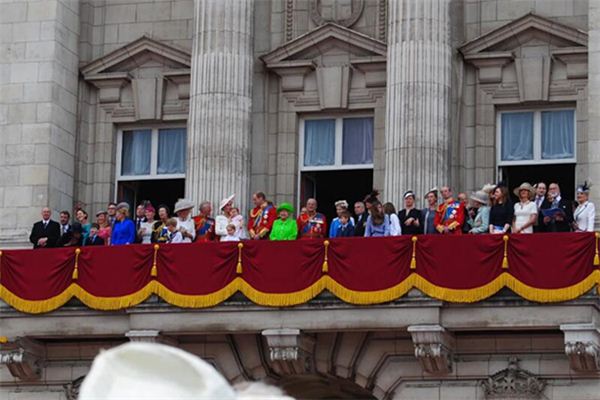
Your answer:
[1,233,598,313]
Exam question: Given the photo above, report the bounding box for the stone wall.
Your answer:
[0,0,80,247]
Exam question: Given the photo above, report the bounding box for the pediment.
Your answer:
[460,13,587,55]
[81,35,191,77]
[262,22,386,67]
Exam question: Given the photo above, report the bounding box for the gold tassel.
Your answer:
[410,236,418,270]
[151,244,159,277]
[322,240,330,273]
[502,235,509,269]
[73,248,81,280]
[236,243,243,274]
[594,232,600,266]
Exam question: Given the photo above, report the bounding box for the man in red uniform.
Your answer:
[248,192,276,240]
[193,201,215,242]
[434,186,465,235]
[297,198,327,239]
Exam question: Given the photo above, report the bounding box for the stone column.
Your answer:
[384,0,452,207]
[186,0,254,214]
[588,0,600,229]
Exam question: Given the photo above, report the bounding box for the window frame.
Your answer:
[116,124,187,181]
[496,107,576,167]
[299,114,375,172]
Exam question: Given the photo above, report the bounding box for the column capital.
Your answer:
[560,323,600,372]
[261,328,316,375]
[408,324,455,375]
[0,337,45,381]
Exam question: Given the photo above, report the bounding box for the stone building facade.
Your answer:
[1,1,600,399]
[1,0,598,247]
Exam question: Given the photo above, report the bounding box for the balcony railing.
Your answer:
[0,233,598,314]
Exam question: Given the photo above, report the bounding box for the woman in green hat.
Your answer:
[270,203,298,241]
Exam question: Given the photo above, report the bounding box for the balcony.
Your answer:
[1,234,599,399]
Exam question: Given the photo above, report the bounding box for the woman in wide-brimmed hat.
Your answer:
[174,198,196,243]
[467,191,490,234]
[270,203,297,241]
[512,182,537,234]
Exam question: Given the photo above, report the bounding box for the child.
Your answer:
[335,210,355,237]
[166,218,184,244]
[85,223,105,246]
[221,223,240,242]
[230,207,246,239]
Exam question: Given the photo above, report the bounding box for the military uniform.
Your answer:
[434,198,465,234]
[248,203,276,239]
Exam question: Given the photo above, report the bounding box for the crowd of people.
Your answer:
[29,181,596,249]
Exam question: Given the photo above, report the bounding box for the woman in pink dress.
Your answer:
[96,210,112,245]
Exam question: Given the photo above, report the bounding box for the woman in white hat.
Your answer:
[512,182,537,234]
[467,191,490,234]
[215,194,245,241]
[173,199,196,243]
[573,182,596,232]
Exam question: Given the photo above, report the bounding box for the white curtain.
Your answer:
[158,128,186,174]
[122,129,151,175]
[304,119,335,166]
[342,117,374,165]
[501,112,533,161]
[541,110,574,160]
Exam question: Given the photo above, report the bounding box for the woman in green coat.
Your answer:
[270,203,298,241]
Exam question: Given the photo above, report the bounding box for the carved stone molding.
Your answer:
[261,328,315,375]
[407,325,455,375]
[481,357,545,399]
[552,47,588,79]
[0,338,45,381]
[125,330,178,346]
[560,323,600,372]
[309,0,364,28]
[463,52,513,84]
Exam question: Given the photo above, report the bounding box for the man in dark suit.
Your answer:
[539,182,573,232]
[29,207,61,248]
[353,201,368,237]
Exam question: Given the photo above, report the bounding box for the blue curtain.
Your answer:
[342,117,374,165]
[158,128,186,174]
[304,119,335,166]
[122,130,151,175]
[501,112,533,161]
[541,110,574,160]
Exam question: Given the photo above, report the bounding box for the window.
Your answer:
[300,116,374,170]
[117,127,187,179]
[497,109,575,165]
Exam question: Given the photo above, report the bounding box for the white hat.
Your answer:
[173,198,195,214]
[470,190,489,205]
[79,343,237,400]
[219,194,235,210]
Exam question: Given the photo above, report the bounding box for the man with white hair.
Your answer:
[29,207,61,248]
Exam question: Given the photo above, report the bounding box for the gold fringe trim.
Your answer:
[1,271,598,313]
[72,248,81,280]
[502,235,509,269]
[410,236,417,270]
[155,279,240,308]
[0,284,75,314]
[72,282,155,310]
[236,243,243,274]
[594,232,600,266]
[322,240,329,273]
[151,244,159,277]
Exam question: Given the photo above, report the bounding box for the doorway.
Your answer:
[500,164,575,201]
[300,169,373,223]
[117,179,185,214]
